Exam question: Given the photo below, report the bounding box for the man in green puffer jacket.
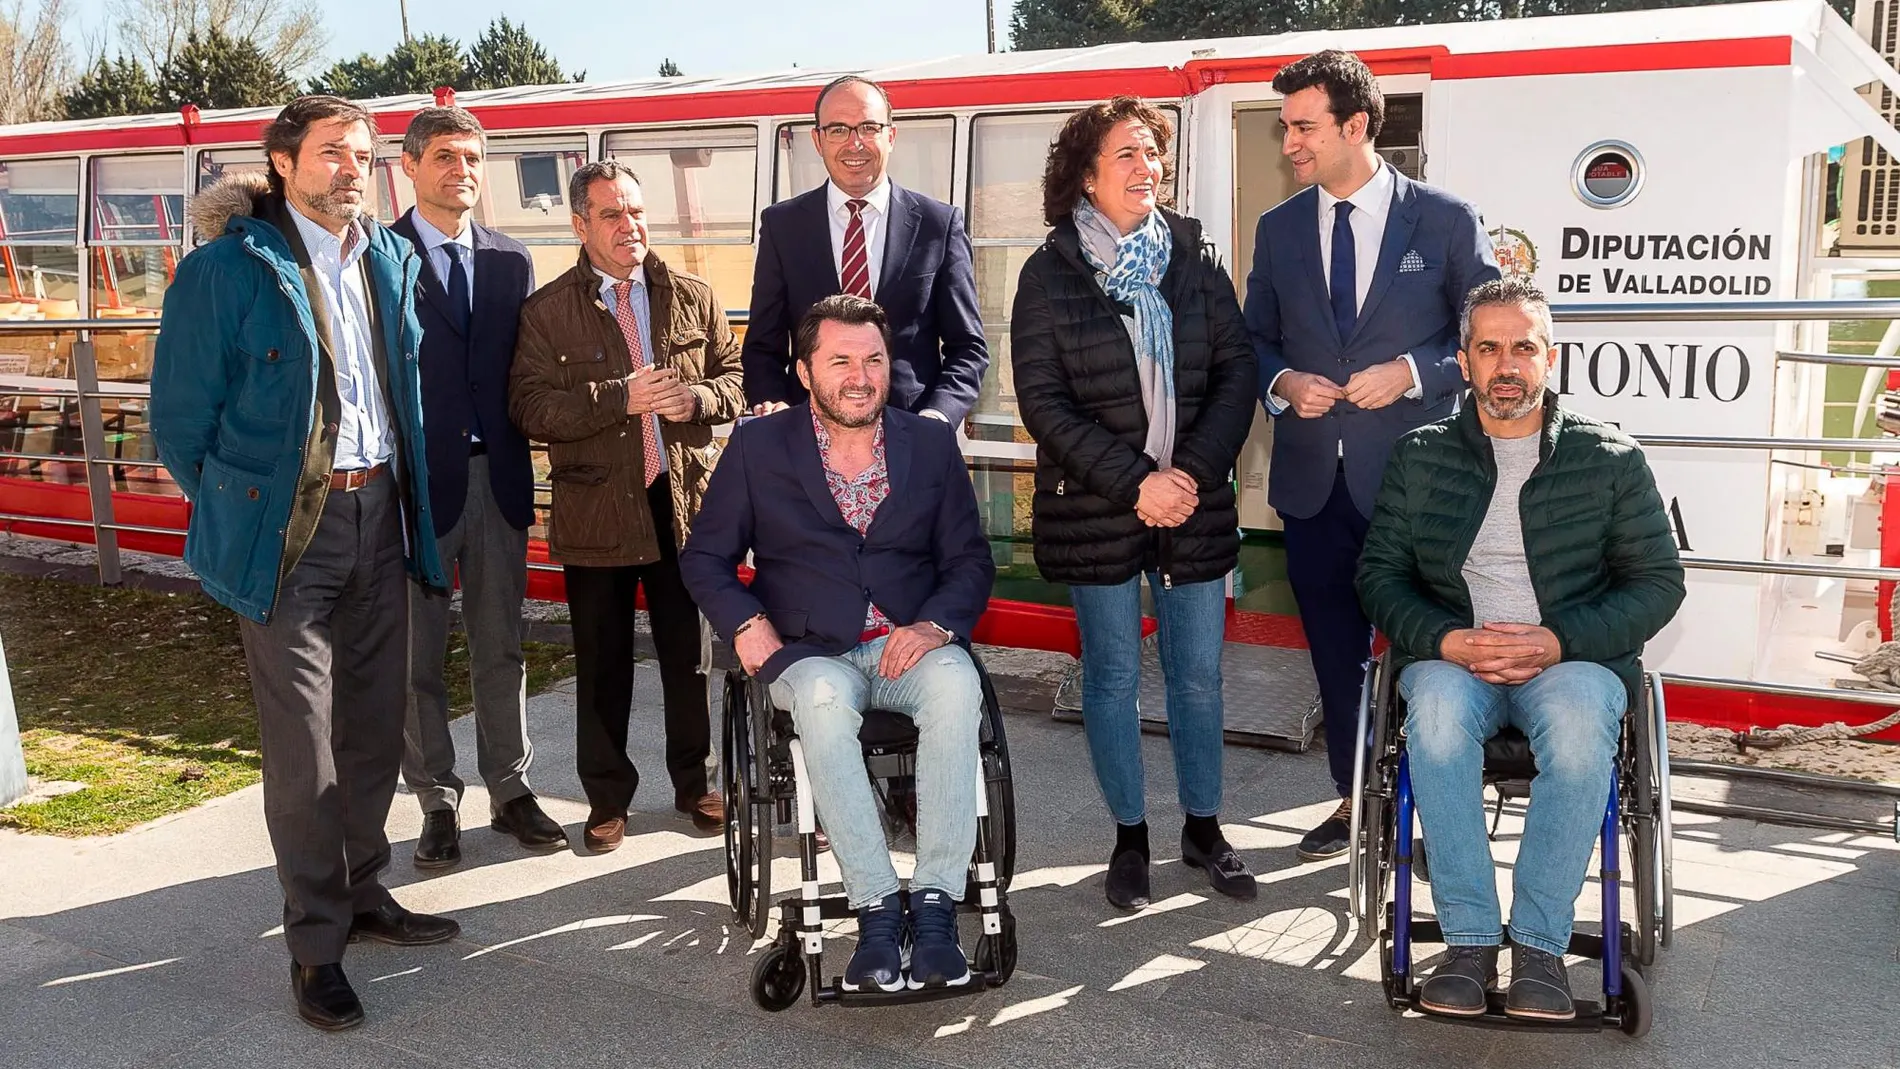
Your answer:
[1355,277,1684,1024]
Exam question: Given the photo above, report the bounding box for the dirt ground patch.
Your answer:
[1669,721,1900,786]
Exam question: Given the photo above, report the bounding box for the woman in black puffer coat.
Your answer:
[1011,96,1259,911]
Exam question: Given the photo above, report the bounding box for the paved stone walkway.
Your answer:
[4,657,1896,1069]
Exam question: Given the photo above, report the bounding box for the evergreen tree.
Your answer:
[658,57,682,77]
[460,17,579,90]
[63,54,164,119]
[157,28,296,109]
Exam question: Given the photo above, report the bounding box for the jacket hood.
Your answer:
[189,171,272,238]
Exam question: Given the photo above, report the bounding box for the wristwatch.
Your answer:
[927,620,954,643]
[733,613,767,639]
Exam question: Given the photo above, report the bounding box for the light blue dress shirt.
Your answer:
[595,264,667,475]
[410,210,475,315]
[287,204,393,470]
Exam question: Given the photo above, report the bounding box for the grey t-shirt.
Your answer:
[1463,432,1543,627]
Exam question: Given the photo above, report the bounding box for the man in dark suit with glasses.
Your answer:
[744,75,989,428]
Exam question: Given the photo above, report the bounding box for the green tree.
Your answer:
[1008,0,1140,51]
[310,32,462,96]
[157,27,296,109]
[658,57,682,77]
[62,53,164,119]
[460,17,579,90]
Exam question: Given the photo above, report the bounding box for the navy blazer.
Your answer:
[678,404,995,684]
[1244,167,1500,520]
[742,182,990,424]
[392,210,537,532]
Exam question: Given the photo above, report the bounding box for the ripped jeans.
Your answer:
[768,636,982,909]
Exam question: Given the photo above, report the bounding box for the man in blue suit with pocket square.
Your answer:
[743,75,989,426]
[681,294,994,994]
[1244,50,1500,860]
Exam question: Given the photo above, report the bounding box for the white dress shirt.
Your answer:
[1266,162,1423,418]
[287,203,393,470]
[826,177,892,300]
[595,264,668,475]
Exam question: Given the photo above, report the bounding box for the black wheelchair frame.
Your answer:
[720,653,1019,1010]
[1346,652,1675,1037]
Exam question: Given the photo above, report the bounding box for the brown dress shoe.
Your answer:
[675,791,725,833]
[584,811,626,853]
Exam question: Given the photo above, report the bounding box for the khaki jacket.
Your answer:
[508,250,746,566]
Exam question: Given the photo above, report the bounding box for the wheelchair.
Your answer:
[720,650,1019,1011]
[1346,652,1674,1037]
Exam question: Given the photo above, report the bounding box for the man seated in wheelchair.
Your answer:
[1354,277,1685,1022]
[680,294,997,993]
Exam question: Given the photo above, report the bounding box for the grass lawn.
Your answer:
[0,573,574,836]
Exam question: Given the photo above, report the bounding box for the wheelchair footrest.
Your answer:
[815,970,1008,1006]
[1402,994,1610,1033]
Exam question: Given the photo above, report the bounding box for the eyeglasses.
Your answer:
[819,121,889,144]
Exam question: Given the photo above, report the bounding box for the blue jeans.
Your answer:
[1400,659,1624,957]
[1070,573,1226,826]
[768,637,981,910]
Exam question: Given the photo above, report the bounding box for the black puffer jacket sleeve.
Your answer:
[1011,253,1155,507]
[1170,244,1258,491]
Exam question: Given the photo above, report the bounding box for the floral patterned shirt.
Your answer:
[813,409,891,630]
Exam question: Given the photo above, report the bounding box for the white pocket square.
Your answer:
[1398,250,1428,273]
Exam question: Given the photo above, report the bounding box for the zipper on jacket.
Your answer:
[260,263,318,623]
[1055,478,1065,496]
[1159,529,1174,589]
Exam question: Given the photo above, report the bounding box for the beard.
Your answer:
[1477,374,1543,421]
[812,381,885,429]
[303,181,365,223]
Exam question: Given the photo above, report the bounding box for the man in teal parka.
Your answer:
[1356,277,1684,1024]
[152,95,455,1033]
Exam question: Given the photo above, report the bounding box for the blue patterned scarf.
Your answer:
[1073,198,1176,466]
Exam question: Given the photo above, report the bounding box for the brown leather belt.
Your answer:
[329,463,386,491]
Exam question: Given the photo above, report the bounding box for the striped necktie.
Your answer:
[611,280,663,487]
[839,199,871,299]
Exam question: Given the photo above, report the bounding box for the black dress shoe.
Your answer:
[1505,942,1577,1021]
[491,795,568,850]
[1104,847,1151,910]
[1418,944,1498,1018]
[413,809,460,870]
[349,902,460,947]
[1297,798,1354,862]
[1181,831,1258,900]
[291,962,364,1031]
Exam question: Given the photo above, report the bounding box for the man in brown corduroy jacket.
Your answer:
[509,159,745,852]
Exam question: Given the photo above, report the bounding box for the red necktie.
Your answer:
[839,199,871,299]
[612,280,663,487]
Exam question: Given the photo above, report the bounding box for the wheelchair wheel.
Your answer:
[1617,963,1653,1039]
[977,661,1017,886]
[1624,674,1664,968]
[1357,658,1397,933]
[750,942,806,1012]
[722,672,757,930]
[973,912,1018,985]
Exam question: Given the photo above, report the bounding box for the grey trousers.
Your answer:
[239,473,406,967]
[403,454,533,815]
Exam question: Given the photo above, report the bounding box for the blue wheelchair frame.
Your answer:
[1349,653,1672,1037]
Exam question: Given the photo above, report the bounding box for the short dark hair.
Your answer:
[812,75,891,125]
[568,159,641,218]
[1040,96,1175,227]
[1271,50,1385,142]
[794,294,892,365]
[1460,277,1553,350]
[402,106,485,160]
[263,95,376,194]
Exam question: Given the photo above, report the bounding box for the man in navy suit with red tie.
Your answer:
[393,107,568,868]
[744,75,989,425]
[1244,51,1500,861]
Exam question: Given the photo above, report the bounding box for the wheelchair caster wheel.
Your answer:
[973,915,1017,985]
[1617,964,1652,1038]
[751,944,806,1011]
